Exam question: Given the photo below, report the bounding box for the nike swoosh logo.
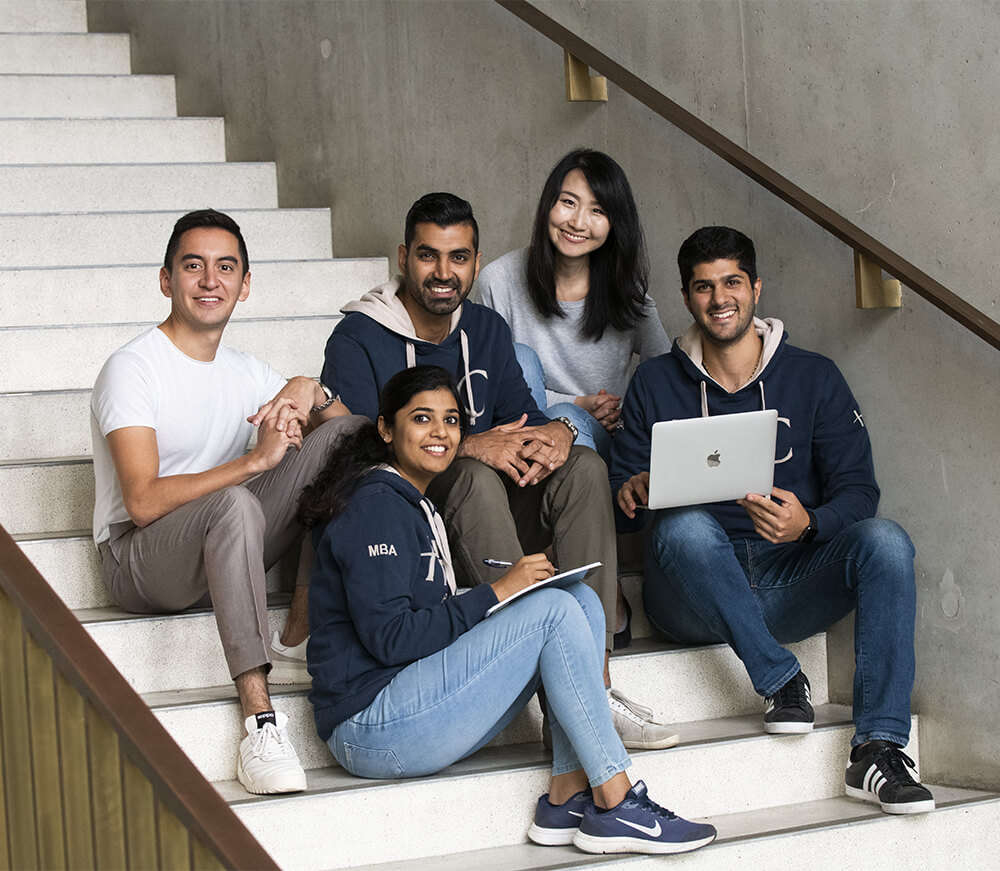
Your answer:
[616,818,661,837]
[568,811,583,818]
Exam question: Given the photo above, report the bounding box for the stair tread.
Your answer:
[335,786,1000,871]
[212,703,855,805]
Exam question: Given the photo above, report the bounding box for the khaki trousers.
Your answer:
[98,415,364,679]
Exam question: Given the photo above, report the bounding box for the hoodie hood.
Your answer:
[340,277,484,427]
[359,467,457,594]
[341,276,464,342]
[674,317,786,416]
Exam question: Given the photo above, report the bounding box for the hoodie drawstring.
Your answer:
[459,329,479,429]
[419,498,457,595]
[404,330,479,429]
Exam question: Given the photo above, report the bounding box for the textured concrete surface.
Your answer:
[84,0,999,790]
[0,459,93,535]
[230,723,860,869]
[0,33,130,73]
[0,208,332,268]
[0,162,279,212]
[0,117,226,163]
[0,74,177,117]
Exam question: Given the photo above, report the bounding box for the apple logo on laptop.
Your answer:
[707,450,721,468]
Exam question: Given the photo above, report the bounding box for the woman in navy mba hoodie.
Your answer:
[301,365,715,856]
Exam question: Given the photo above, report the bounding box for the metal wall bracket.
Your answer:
[564,51,607,102]
[854,251,902,309]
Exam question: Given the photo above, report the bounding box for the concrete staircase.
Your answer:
[3,1,998,868]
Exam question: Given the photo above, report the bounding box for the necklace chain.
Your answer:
[704,343,763,392]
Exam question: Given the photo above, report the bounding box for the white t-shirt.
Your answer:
[91,327,287,544]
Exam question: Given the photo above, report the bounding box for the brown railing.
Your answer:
[497,0,1000,353]
[0,525,279,871]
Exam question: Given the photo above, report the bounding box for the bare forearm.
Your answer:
[123,451,268,527]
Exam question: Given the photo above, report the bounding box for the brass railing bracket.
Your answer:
[564,51,607,102]
[854,251,902,309]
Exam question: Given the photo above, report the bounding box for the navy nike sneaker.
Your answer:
[527,789,593,845]
[573,781,716,854]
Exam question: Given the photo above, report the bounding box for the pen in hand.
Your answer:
[483,558,514,568]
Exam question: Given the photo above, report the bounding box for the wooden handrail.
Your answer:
[0,525,279,870]
[496,0,1000,352]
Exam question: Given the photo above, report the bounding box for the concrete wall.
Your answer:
[86,0,1000,788]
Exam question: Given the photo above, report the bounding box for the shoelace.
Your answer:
[766,674,809,708]
[870,745,919,785]
[625,794,679,822]
[250,723,296,761]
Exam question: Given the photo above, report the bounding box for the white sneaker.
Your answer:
[608,688,680,750]
[269,629,309,685]
[237,711,307,795]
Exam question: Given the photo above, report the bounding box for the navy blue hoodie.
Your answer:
[321,277,548,433]
[307,468,498,740]
[609,318,880,542]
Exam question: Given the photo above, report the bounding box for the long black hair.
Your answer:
[298,366,468,528]
[525,149,650,340]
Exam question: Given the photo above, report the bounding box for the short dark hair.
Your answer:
[526,148,650,339]
[677,226,757,291]
[163,209,250,277]
[404,192,479,252]
[298,366,467,526]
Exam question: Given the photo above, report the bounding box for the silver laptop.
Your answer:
[647,409,779,510]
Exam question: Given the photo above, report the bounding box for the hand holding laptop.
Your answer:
[739,486,811,544]
[617,471,651,519]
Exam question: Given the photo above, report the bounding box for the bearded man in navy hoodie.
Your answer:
[611,225,934,815]
[321,192,677,749]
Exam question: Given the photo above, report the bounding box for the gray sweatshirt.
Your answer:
[476,248,670,404]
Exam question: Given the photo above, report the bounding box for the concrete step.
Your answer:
[348,787,1000,870]
[79,599,295,695]
[0,163,279,213]
[0,207,333,268]
[0,74,177,117]
[0,456,93,537]
[0,118,226,163]
[0,315,337,396]
[0,0,87,33]
[219,711,901,869]
[15,531,298,611]
[143,636,828,784]
[0,256,383,329]
[0,34,130,74]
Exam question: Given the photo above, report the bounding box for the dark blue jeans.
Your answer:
[643,509,916,747]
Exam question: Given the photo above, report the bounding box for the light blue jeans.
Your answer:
[328,583,630,785]
[643,510,916,747]
[514,343,612,462]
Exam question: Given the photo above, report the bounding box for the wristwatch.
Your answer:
[798,510,818,543]
[311,381,339,414]
[553,415,579,443]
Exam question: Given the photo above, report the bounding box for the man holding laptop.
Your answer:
[611,226,934,815]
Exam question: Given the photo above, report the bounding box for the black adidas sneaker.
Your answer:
[845,740,936,814]
[763,670,814,734]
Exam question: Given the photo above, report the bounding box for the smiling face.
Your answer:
[684,258,762,347]
[159,226,250,335]
[546,168,611,263]
[397,222,480,339]
[378,387,462,493]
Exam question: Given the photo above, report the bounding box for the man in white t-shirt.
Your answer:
[91,209,361,795]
